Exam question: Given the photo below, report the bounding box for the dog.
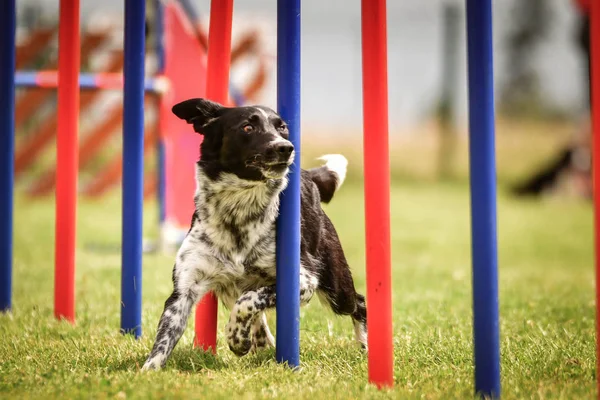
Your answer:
[142,98,367,370]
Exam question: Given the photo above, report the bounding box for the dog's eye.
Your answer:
[243,124,254,133]
[277,124,287,132]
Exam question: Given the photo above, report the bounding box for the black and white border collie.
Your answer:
[142,98,367,370]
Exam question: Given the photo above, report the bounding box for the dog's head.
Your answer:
[172,98,294,181]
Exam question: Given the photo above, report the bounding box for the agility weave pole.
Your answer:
[275,0,302,367]
[54,0,80,323]
[155,0,167,225]
[193,0,234,353]
[120,0,147,338]
[0,0,16,313]
[591,0,600,395]
[465,0,501,397]
[360,0,394,388]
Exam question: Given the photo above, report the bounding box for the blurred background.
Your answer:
[12,0,594,206]
[12,0,588,200]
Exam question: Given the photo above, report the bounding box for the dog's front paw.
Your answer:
[250,338,273,353]
[141,358,162,371]
[250,324,274,353]
[226,318,253,357]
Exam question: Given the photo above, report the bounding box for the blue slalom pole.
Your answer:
[275,0,301,367]
[154,0,166,224]
[0,0,16,313]
[465,0,501,397]
[121,0,146,338]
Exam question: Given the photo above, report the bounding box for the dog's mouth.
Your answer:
[245,155,293,179]
[264,161,289,169]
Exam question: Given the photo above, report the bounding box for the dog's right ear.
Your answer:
[171,98,225,133]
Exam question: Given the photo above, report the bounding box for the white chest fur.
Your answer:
[175,168,288,307]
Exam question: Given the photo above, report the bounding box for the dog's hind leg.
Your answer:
[317,286,368,350]
[316,245,368,350]
[352,293,368,350]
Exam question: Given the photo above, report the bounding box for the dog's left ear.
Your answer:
[171,98,226,133]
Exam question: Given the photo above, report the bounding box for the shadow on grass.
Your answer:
[120,347,279,374]
[168,347,281,372]
[239,348,278,368]
[168,348,228,373]
[102,350,227,374]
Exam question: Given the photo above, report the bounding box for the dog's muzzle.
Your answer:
[265,140,294,164]
[257,140,294,179]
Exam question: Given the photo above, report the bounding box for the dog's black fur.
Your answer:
[142,98,366,370]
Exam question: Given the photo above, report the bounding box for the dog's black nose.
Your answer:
[269,141,294,161]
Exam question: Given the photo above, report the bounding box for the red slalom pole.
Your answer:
[54,0,80,322]
[591,0,600,395]
[193,0,234,353]
[361,0,394,388]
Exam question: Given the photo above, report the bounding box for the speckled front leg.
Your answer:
[250,312,275,352]
[226,270,317,357]
[141,287,200,371]
[142,235,213,371]
[226,286,276,356]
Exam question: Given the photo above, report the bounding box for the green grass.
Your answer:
[0,177,595,399]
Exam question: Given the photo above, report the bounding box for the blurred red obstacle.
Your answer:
[160,1,211,244]
[15,29,110,130]
[14,27,58,127]
[16,27,56,68]
[14,29,114,180]
[13,3,271,213]
[84,125,158,197]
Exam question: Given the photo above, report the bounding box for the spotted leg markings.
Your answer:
[226,286,276,356]
[250,312,275,352]
[142,245,213,371]
[226,268,318,356]
[141,289,201,370]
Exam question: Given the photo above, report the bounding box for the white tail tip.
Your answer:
[318,154,348,189]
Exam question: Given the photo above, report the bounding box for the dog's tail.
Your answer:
[307,154,348,204]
